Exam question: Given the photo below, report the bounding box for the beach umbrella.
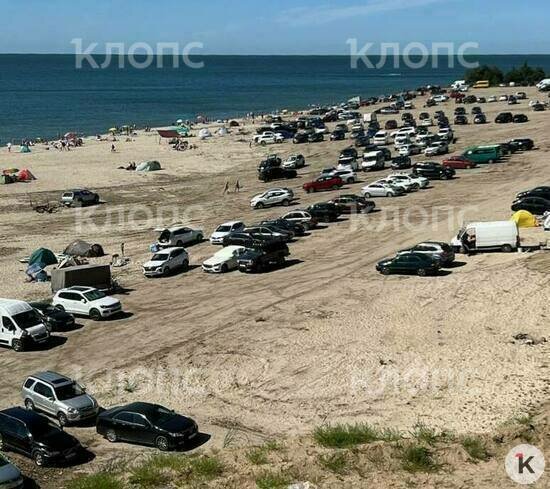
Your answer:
[108,127,117,133]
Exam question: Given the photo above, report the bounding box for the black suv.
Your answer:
[222,232,280,248]
[513,114,529,123]
[412,162,455,180]
[237,241,290,273]
[258,155,281,172]
[307,202,341,223]
[495,112,513,123]
[261,218,305,236]
[509,138,534,151]
[391,156,412,170]
[258,167,297,182]
[293,132,309,144]
[0,407,82,466]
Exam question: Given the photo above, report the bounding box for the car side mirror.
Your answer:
[81,299,87,303]
[48,396,55,402]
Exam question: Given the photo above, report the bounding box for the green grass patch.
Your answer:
[66,473,125,489]
[255,471,292,489]
[314,423,402,448]
[461,436,490,461]
[128,465,169,488]
[317,452,351,474]
[188,455,224,480]
[399,445,441,473]
[246,447,270,465]
[410,422,451,445]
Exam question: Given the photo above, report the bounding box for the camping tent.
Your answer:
[28,248,58,267]
[19,145,31,153]
[136,160,161,172]
[64,240,105,258]
[511,210,537,228]
[217,126,228,136]
[17,169,36,181]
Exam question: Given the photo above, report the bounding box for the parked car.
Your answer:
[250,188,293,209]
[97,402,198,451]
[0,454,23,488]
[385,120,398,130]
[339,147,358,166]
[326,168,357,184]
[254,132,284,145]
[361,182,404,198]
[60,189,99,207]
[210,221,245,245]
[0,299,50,352]
[142,247,189,277]
[516,186,550,201]
[0,407,82,466]
[424,141,449,156]
[222,232,276,248]
[437,127,454,141]
[513,114,529,123]
[388,173,429,189]
[237,241,290,273]
[473,113,487,124]
[202,246,246,273]
[281,210,318,230]
[376,253,440,276]
[362,151,386,171]
[398,144,422,157]
[303,175,343,193]
[532,103,546,112]
[156,226,203,248]
[52,287,122,320]
[495,112,514,123]
[354,135,371,147]
[391,156,412,170]
[258,166,297,182]
[257,154,281,172]
[375,177,418,193]
[442,155,477,169]
[243,225,292,242]
[30,302,75,332]
[306,203,340,223]
[22,371,99,426]
[454,115,468,125]
[329,195,376,214]
[397,242,455,265]
[511,197,550,215]
[262,218,305,237]
[487,95,498,103]
[454,107,466,115]
[330,129,346,141]
[508,138,534,151]
[292,132,309,144]
[412,162,455,180]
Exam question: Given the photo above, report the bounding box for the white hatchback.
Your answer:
[52,287,122,320]
[202,246,246,273]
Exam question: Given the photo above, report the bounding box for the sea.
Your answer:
[1,54,550,143]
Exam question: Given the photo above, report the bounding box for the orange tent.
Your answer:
[17,169,36,181]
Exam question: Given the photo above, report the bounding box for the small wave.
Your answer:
[382,73,402,77]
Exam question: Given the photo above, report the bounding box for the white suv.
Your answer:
[210,221,245,244]
[52,287,122,320]
[156,226,203,248]
[142,247,189,277]
[250,188,293,209]
[253,132,284,145]
[388,173,429,189]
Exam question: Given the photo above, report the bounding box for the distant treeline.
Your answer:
[465,63,546,86]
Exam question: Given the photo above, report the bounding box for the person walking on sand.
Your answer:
[223,181,229,195]
[111,144,116,152]
[7,142,11,153]
[234,180,241,193]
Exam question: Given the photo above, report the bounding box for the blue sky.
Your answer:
[1,0,548,54]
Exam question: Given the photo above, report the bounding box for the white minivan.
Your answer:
[0,299,50,352]
[373,131,390,146]
[362,151,385,171]
[451,221,519,253]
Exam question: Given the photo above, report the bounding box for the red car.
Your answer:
[303,175,344,193]
[442,155,477,169]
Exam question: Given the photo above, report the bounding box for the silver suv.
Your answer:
[22,372,99,426]
[60,189,99,207]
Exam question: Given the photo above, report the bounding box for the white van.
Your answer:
[362,151,385,171]
[363,112,377,123]
[451,221,519,253]
[394,134,411,148]
[373,131,390,146]
[536,78,550,90]
[0,300,50,352]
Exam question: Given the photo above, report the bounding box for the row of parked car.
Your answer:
[0,371,199,468]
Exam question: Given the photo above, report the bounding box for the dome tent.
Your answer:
[136,160,161,172]
[511,210,537,228]
[28,248,58,267]
[64,240,105,258]
[17,168,36,181]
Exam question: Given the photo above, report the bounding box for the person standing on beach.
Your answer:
[223,181,229,195]
[111,144,116,152]
[234,180,241,193]
[7,142,11,153]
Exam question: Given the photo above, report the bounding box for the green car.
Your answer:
[376,252,440,276]
[462,145,502,164]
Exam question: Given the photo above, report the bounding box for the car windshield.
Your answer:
[55,382,84,400]
[83,290,106,301]
[12,309,41,329]
[147,406,176,425]
[216,225,232,233]
[152,253,169,261]
[28,418,60,438]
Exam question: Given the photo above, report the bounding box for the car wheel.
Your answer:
[307,188,314,194]
[182,260,189,271]
[381,267,391,276]
[488,159,494,164]
[58,412,69,427]
[176,240,184,247]
[323,216,331,223]
[260,141,266,146]
[25,399,35,411]
[162,266,170,276]
[32,451,46,467]
[255,202,264,209]
[89,308,101,321]
[363,192,371,198]
[417,268,427,277]
[55,305,65,312]
[106,429,117,443]
[221,264,229,273]
[282,199,290,206]
[347,178,355,184]
[0,434,4,451]
[156,436,170,451]
[441,174,449,180]
[332,185,340,190]
[12,339,23,352]
[501,244,513,253]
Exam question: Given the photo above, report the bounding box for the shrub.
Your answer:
[314,423,400,448]
[317,452,351,474]
[399,445,440,473]
[66,473,125,489]
[462,436,490,461]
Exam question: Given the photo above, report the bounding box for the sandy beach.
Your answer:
[1,86,550,487]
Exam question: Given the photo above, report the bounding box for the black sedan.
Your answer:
[96,402,198,451]
[329,195,376,214]
[292,132,309,144]
[511,197,550,215]
[516,186,550,201]
[307,203,341,223]
[391,156,412,170]
[513,114,529,123]
[30,302,75,331]
[330,130,346,141]
[308,132,324,143]
[376,252,440,276]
